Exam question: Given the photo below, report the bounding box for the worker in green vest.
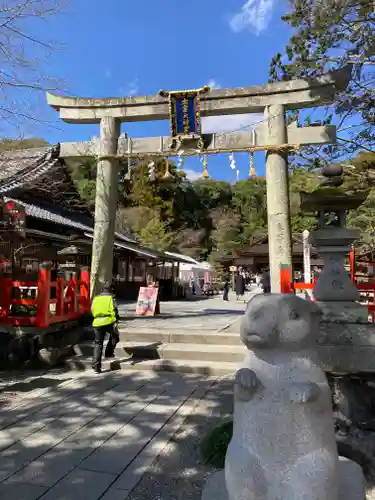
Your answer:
[91,281,120,374]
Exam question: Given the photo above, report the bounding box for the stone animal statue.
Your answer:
[225,293,339,500]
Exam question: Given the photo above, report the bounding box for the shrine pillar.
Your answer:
[264,104,293,292]
[90,117,120,297]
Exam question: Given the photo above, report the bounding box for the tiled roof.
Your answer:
[0,146,60,193]
[5,195,138,244]
[0,147,206,264]
[4,196,93,232]
[84,233,195,263]
[164,251,201,265]
[0,145,137,243]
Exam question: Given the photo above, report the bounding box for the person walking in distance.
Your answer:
[235,271,245,301]
[261,268,271,294]
[223,278,230,301]
[91,281,120,374]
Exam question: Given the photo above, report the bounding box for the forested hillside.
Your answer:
[68,153,375,263]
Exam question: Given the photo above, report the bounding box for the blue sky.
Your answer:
[21,0,296,181]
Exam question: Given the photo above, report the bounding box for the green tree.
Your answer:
[192,179,233,213]
[67,157,130,210]
[232,178,268,245]
[172,179,234,258]
[138,215,175,251]
[347,188,375,254]
[0,138,49,151]
[209,207,242,264]
[68,158,97,209]
[119,206,154,236]
[64,148,375,261]
[115,207,138,240]
[269,0,375,159]
[171,180,205,230]
[128,159,186,225]
[175,228,206,260]
[346,151,375,188]
[289,168,319,232]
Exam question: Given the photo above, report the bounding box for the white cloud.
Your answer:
[229,0,275,35]
[183,168,202,181]
[207,79,221,90]
[202,113,263,134]
[104,69,112,79]
[118,79,140,97]
[127,78,139,97]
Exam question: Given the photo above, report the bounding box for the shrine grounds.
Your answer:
[2,290,374,500]
[0,366,236,500]
[0,293,248,500]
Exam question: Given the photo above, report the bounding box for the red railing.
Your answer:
[354,281,375,322]
[280,267,316,294]
[0,266,90,328]
[280,267,375,321]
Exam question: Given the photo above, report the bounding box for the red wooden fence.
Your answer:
[0,266,90,328]
[279,267,317,295]
[279,267,375,321]
[353,281,375,323]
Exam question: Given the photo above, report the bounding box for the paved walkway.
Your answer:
[0,290,255,499]
[118,289,260,332]
[0,368,233,500]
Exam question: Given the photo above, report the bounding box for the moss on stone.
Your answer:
[311,187,347,196]
[200,420,233,468]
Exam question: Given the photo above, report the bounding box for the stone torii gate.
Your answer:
[46,67,350,295]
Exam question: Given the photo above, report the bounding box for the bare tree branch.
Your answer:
[13,240,44,256]
[0,0,68,135]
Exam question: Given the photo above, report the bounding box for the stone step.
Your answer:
[64,354,237,376]
[74,341,245,364]
[117,328,241,345]
[159,343,245,363]
[117,322,241,333]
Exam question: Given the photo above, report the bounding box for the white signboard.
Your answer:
[302,230,311,284]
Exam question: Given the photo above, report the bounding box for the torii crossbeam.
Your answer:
[59,122,336,159]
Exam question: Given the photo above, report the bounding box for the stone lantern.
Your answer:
[300,164,369,322]
[300,166,375,480]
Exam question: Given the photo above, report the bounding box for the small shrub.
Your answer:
[200,420,233,469]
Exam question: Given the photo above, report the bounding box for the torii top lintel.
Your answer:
[46,66,351,124]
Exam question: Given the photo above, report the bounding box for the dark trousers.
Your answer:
[223,288,229,301]
[92,323,119,371]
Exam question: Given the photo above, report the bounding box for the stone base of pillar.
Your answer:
[201,458,364,500]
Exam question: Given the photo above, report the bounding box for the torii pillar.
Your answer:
[264,104,292,291]
[47,66,350,294]
[90,117,120,296]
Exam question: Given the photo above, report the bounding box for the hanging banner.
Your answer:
[159,86,210,150]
